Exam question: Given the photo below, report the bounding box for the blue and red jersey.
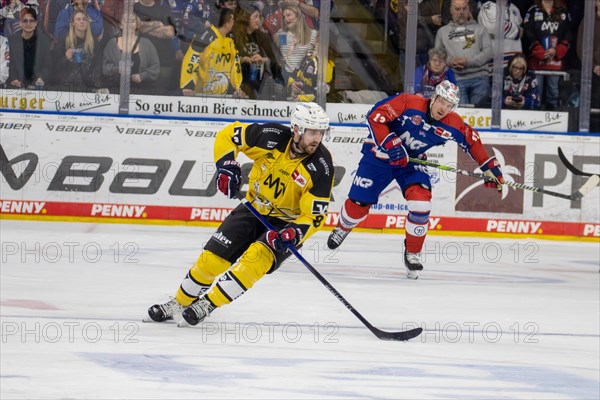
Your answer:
[364,93,492,167]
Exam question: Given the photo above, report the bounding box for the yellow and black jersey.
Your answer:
[180,26,242,95]
[214,121,334,241]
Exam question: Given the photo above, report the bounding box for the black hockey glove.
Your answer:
[266,224,304,252]
[216,158,241,199]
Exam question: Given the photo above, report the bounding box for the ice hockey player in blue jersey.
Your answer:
[327,80,505,279]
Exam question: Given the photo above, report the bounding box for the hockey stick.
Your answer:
[239,197,423,342]
[557,147,599,177]
[409,157,599,201]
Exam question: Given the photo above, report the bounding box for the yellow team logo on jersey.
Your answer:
[203,68,229,94]
[463,34,476,49]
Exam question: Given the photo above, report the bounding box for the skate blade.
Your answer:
[142,316,178,324]
[406,270,419,280]
[176,320,191,328]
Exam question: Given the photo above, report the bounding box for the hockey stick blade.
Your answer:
[371,326,423,341]
[240,197,422,342]
[557,147,596,177]
[570,174,600,201]
[556,148,600,200]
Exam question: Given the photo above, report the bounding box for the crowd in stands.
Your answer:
[0,0,328,99]
[383,0,593,111]
[0,0,597,113]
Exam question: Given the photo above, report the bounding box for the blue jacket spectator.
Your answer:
[183,0,213,42]
[414,47,457,98]
[44,0,72,42]
[502,53,540,110]
[54,0,102,41]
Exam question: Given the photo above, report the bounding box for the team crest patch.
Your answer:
[411,115,422,125]
[292,170,307,187]
[464,35,476,49]
[434,126,452,139]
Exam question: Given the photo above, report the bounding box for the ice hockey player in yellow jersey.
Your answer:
[148,103,334,326]
[180,8,245,97]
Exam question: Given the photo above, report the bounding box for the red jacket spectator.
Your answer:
[523,0,572,72]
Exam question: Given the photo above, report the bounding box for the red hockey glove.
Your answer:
[381,135,408,167]
[480,157,505,192]
[266,224,303,252]
[216,158,241,199]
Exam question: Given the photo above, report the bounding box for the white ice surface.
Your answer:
[1,220,599,399]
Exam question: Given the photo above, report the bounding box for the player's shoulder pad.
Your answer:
[303,144,334,183]
[404,94,429,111]
[440,112,467,133]
[244,122,291,151]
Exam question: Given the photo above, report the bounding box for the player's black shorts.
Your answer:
[204,203,300,273]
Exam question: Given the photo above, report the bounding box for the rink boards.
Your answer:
[1,111,599,239]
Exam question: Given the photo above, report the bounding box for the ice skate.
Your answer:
[404,241,423,280]
[180,297,215,326]
[327,226,352,249]
[145,298,183,322]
